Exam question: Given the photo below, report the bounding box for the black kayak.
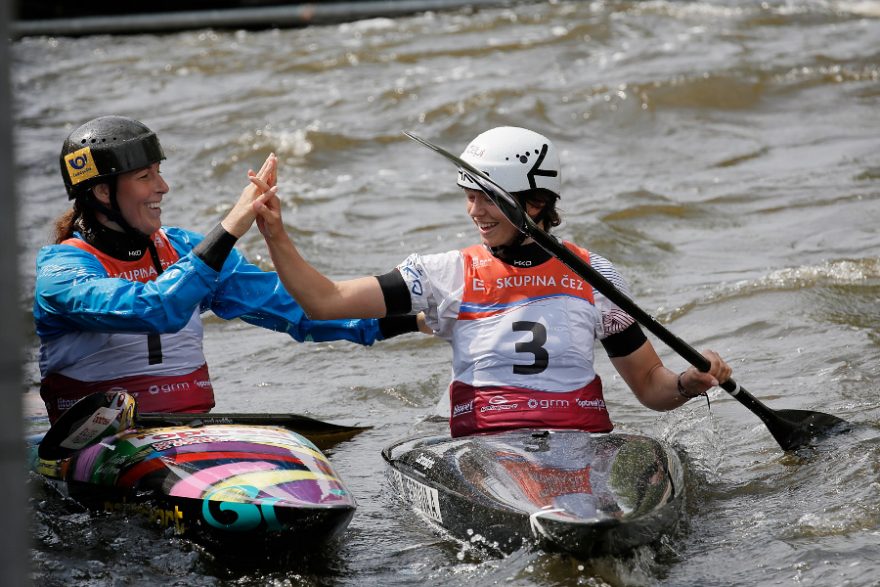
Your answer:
[382,429,684,557]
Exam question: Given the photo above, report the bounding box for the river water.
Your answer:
[12,1,880,585]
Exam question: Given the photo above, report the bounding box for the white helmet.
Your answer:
[457,127,561,197]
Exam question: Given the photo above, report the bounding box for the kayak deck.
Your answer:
[31,423,356,554]
[382,429,684,557]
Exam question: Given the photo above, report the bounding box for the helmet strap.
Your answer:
[489,193,550,260]
[83,178,151,241]
[80,183,165,274]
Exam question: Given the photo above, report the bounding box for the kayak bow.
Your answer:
[383,429,684,557]
[31,422,357,555]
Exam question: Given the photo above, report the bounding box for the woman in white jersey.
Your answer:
[251,127,732,437]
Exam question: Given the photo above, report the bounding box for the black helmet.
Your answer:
[60,116,165,200]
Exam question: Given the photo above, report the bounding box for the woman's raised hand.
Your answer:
[248,152,277,191]
[221,153,277,238]
[253,185,284,240]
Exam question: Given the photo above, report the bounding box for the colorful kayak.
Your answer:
[30,422,357,555]
[382,429,684,557]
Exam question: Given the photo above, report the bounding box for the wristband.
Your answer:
[194,223,238,271]
[378,315,420,339]
[677,371,704,400]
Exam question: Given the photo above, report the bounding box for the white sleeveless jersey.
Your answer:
[397,243,637,393]
[39,308,206,381]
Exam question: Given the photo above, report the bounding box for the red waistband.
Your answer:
[40,364,215,423]
[448,377,612,438]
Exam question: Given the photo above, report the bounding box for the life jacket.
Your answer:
[39,230,214,423]
[448,243,613,437]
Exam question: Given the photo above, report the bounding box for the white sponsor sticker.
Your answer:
[122,426,314,452]
[393,469,443,523]
[60,407,120,450]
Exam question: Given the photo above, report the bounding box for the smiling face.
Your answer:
[465,188,543,248]
[93,163,169,235]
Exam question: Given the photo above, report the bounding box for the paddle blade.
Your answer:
[137,412,371,451]
[769,409,851,451]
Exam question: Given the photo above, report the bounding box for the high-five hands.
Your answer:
[251,175,284,240]
[221,153,278,238]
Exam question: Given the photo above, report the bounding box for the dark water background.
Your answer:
[12,1,880,585]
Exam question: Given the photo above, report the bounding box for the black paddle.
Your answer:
[404,131,850,452]
[38,391,371,459]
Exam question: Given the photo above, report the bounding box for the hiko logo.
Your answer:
[64,147,100,185]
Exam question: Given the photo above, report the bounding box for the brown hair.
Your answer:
[52,198,97,244]
[517,188,561,230]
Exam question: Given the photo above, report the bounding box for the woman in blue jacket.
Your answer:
[35,115,416,422]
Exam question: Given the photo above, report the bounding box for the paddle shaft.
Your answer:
[526,226,784,422]
[421,132,779,424]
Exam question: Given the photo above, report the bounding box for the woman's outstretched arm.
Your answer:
[253,189,387,320]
